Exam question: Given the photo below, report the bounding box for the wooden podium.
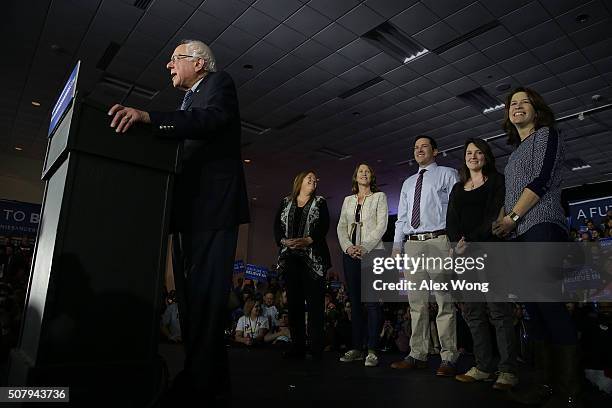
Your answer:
[8,98,181,406]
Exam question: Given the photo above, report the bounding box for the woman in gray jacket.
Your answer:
[337,163,388,367]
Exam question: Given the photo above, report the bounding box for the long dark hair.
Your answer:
[458,138,498,184]
[351,163,379,194]
[290,170,317,201]
[503,87,555,147]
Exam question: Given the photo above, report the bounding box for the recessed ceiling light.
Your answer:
[244,159,251,163]
[403,49,429,64]
[14,146,23,151]
[571,164,591,171]
[496,83,511,92]
[576,14,589,24]
[31,101,41,107]
[483,104,505,114]
[243,64,254,70]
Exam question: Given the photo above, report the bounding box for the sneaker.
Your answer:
[364,353,379,367]
[339,349,364,362]
[456,367,495,383]
[493,372,518,391]
[436,360,456,377]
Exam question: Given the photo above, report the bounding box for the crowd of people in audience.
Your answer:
[0,237,33,362]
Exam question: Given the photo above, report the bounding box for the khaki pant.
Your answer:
[403,235,458,363]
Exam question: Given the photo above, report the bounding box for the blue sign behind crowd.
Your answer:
[568,195,612,229]
[245,264,268,282]
[0,200,41,236]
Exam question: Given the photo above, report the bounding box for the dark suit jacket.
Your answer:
[149,71,250,232]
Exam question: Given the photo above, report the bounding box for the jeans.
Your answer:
[343,254,382,350]
[462,302,518,373]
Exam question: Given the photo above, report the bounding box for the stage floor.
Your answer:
[159,344,611,407]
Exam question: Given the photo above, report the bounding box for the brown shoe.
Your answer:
[390,356,428,369]
[436,361,456,377]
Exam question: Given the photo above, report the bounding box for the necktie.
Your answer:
[180,89,194,110]
[410,169,427,229]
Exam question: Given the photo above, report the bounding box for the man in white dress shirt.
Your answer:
[390,135,460,377]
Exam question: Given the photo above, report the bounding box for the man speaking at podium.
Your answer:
[108,39,250,405]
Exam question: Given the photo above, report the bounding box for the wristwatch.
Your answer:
[508,211,521,223]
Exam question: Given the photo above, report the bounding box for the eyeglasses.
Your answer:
[169,54,199,63]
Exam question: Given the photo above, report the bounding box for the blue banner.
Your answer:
[233,260,245,274]
[245,264,268,282]
[0,200,41,236]
[568,196,612,229]
[49,61,80,137]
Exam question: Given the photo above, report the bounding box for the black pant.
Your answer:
[172,227,239,394]
[515,223,577,345]
[284,256,325,354]
[343,254,382,350]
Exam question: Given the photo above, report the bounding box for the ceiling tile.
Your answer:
[499,51,540,74]
[470,64,509,85]
[307,0,361,20]
[482,0,532,18]
[531,36,576,62]
[425,65,465,85]
[390,3,440,36]
[408,53,446,75]
[569,18,612,48]
[338,66,379,87]
[513,65,554,85]
[291,40,333,64]
[312,23,356,50]
[516,19,566,48]
[337,4,386,36]
[365,0,418,19]
[445,2,495,35]
[469,24,511,49]
[382,65,420,86]
[443,76,480,95]
[264,24,307,51]
[482,37,527,61]
[539,0,591,17]
[582,38,612,62]
[316,52,355,75]
[337,38,380,64]
[233,6,279,37]
[200,0,251,23]
[421,0,474,19]
[183,11,229,43]
[453,52,492,74]
[413,21,459,50]
[148,0,194,24]
[285,6,331,37]
[215,26,259,55]
[545,51,591,75]
[360,52,401,75]
[438,41,479,63]
[400,77,436,96]
[500,1,551,34]
[252,0,303,21]
[554,0,611,35]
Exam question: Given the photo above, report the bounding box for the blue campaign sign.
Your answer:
[0,199,41,236]
[568,196,612,229]
[245,264,268,282]
[233,260,245,274]
[48,61,81,138]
